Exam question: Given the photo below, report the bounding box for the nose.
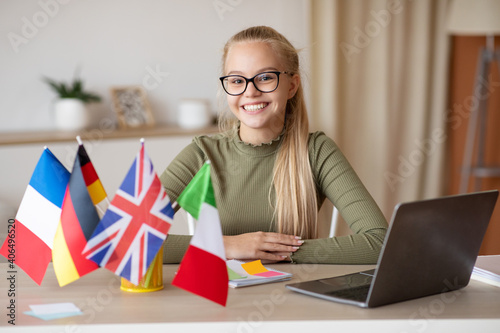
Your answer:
[243,80,261,97]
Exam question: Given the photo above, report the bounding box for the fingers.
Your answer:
[251,233,302,262]
[258,232,303,253]
[260,254,286,262]
[262,232,304,246]
[260,242,299,254]
[223,232,305,262]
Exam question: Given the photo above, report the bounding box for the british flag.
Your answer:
[83,142,174,285]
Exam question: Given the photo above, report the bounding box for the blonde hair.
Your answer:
[220,26,318,239]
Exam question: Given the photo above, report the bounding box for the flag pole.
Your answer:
[76,136,83,145]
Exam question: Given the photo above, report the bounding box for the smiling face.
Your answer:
[223,41,299,144]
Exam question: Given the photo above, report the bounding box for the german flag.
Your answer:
[79,145,108,219]
[52,141,109,287]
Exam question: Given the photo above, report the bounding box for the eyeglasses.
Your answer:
[219,71,291,96]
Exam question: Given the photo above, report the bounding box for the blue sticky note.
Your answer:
[24,311,83,321]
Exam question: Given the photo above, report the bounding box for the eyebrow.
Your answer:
[226,67,280,76]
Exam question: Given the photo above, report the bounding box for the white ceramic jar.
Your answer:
[177,99,211,129]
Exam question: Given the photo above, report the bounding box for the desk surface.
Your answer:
[1,263,499,332]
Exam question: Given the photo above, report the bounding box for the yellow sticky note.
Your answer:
[241,260,269,275]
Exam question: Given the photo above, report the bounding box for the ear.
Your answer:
[287,73,300,99]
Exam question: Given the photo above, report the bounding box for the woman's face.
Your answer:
[224,41,299,142]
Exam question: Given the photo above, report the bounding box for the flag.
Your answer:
[52,143,108,286]
[83,140,174,285]
[172,161,229,306]
[79,143,109,219]
[0,148,69,285]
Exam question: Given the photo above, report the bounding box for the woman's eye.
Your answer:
[229,77,244,85]
[257,74,275,82]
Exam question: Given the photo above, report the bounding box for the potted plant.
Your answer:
[43,75,102,131]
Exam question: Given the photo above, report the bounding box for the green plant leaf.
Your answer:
[72,79,83,94]
[42,74,102,104]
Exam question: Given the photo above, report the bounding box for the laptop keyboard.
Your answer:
[325,284,371,302]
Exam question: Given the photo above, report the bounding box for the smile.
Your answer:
[243,103,268,112]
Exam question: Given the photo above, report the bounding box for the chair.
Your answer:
[329,206,340,238]
[186,212,196,235]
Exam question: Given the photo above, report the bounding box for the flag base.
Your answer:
[120,245,164,293]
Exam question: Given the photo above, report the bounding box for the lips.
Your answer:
[242,102,268,112]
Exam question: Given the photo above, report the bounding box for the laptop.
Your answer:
[286,190,498,308]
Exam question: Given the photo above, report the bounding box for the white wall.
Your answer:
[0,0,311,132]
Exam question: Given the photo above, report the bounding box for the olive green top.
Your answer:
[160,131,387,264]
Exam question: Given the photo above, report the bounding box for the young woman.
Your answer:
[160,26,387,264]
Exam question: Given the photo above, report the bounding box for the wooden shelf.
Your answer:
[0,125,219,146]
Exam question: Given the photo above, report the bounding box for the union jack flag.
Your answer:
[83,141,174,285]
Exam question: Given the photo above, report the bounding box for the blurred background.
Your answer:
[0,0,499,254]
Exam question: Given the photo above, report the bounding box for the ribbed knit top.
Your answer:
[159,131,387,264]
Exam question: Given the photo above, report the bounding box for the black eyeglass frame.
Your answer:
[219,71,292,96]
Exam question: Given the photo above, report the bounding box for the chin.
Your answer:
[239,117,269,129]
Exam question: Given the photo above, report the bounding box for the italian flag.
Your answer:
[172,161,228,306]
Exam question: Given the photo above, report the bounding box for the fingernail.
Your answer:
[294,236,302,240]
[297,240,304,245]
[292,246,300,250]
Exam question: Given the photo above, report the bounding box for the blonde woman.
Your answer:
[160,26,387,264]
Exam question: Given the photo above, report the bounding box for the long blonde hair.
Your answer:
[220,26,318,239]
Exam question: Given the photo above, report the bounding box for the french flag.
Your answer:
[0,148,70,285]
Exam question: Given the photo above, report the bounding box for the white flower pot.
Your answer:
[54,98,90,131]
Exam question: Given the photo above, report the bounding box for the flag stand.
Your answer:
[120,244,164,292]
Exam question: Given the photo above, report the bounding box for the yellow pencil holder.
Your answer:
[120,245,164,293]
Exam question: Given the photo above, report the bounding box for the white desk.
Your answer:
[1,263,499,332]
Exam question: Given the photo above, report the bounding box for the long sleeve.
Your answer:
[291,132,388,264]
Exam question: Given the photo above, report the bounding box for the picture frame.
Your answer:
[110,86,155,129]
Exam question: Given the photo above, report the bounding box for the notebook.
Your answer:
[227,259,292,288]
[286,190,498,308]
[471,255,500,288]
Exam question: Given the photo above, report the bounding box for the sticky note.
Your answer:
[241,260,269,275]
[227,266,246,280]
[26,302,83,321]
[24,311,83,321]
[30,303,81,316]
[254,270,284,278]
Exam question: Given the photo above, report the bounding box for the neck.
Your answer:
[239,125,283,145]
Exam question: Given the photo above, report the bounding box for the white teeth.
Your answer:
[243,103,267,112]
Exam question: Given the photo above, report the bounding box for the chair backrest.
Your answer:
[186,212,196,235]
[329,206,339,238]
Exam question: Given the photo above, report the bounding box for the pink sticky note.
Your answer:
[254,271,284,278]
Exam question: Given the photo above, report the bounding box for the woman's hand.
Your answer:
[223,231,304,263]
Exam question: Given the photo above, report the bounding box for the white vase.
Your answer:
[54,98,90,131]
